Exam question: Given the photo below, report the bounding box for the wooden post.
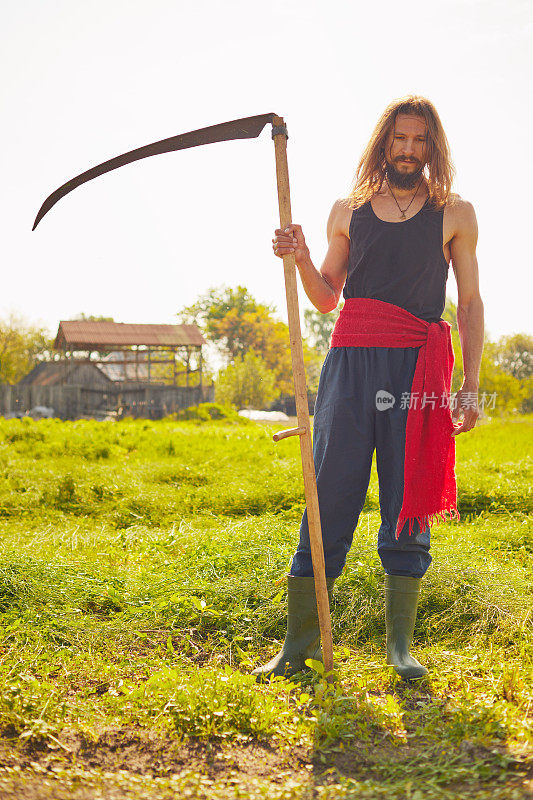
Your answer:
[271,116,334,676]
[199,348,203,391]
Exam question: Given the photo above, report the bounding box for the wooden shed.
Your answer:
[1,320,213,421]
[54,320,206,387]
[18,360,112,388]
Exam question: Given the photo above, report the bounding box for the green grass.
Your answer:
[0,413,531,799]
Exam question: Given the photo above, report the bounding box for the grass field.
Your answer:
[0,411,531,799]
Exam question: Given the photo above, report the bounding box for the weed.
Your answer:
[0,673,66,744]
[129,665,307,742]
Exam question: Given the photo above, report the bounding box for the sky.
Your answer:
[2,0,532,343]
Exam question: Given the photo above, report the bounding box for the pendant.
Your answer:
[400,211,406,219]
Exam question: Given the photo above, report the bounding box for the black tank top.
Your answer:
[343,198,449,323]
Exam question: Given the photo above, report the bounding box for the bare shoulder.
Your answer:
[446,193,478,238]
[327,197,352,240]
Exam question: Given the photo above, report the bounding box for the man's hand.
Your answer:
[452,384,480,435]
[272,224,310,265]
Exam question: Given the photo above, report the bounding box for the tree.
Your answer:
[73,313,115,322]
[0,314,54,384]
[519,377,533,414]
[179,285,322,398]
[449,332,532,414]
[493,334,533,381]
[303,306,341,354]
[178,286,271,360]
[442,297,458,331]
[491,334,533,413]
[215,351,276,408]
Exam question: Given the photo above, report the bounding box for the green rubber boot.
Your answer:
[385,575,428,680]
[252,575,335,680]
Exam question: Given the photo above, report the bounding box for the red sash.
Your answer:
[330,298,459,538]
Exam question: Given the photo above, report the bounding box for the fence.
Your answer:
[269,393,317,416]
[0,383,214,421]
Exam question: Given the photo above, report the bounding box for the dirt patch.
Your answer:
[1,727,532,800]
[0,727,313,799]
[0,726,309,778]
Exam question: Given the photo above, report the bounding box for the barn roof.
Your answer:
[18,360,113,387]
[54,321,206,350]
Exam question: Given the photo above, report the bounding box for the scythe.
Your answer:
[32,112,334,676]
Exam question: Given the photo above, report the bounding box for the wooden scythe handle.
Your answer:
[271,116,334,676]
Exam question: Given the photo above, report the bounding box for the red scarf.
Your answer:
[330,298,459,538]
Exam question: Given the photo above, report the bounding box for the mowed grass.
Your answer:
[0,412,531,800]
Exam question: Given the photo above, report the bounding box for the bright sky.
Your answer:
[2,0,532,342]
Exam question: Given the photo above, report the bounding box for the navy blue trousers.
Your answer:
[290,347,432,579]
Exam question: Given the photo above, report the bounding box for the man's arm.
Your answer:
[273,200,349,313]
[449,199,484,435]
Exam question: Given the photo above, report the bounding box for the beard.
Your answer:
[386,161,424,190]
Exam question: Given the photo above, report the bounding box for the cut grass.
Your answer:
[0,414,531,798]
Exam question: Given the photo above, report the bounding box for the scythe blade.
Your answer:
[32,112,276,230]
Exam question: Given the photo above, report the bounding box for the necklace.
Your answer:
[386,175,425,220]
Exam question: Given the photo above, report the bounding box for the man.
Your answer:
[253,95,484,681]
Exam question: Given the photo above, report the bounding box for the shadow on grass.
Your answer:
[303,672,530,796]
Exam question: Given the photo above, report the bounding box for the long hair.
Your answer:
[348,95,455,209]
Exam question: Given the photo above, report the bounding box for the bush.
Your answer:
[134,666,304,741]
[173,402,244,423]
[215,351,276,409]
